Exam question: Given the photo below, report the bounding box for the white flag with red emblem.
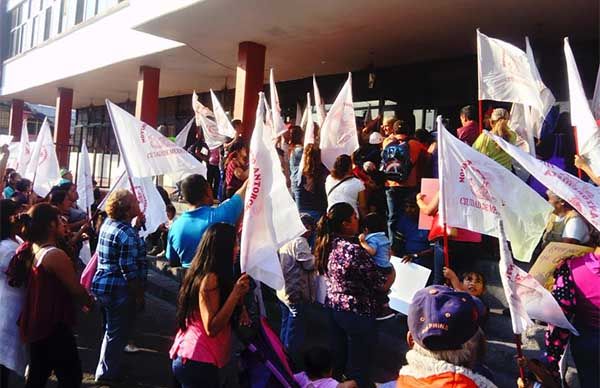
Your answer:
[437,116,552,262]
[498,219,578,335]
[193,91,231,150]
[564,38,600,177]
[210,89,237,139]
[477,30,545,114]
[76,142,94,214]
[319,73,359,171]
[106,99,206,179]
[489,131,600,232]
[269,69,288,137]
[99,168,168,238]
[313,74,327,128]
[240,92,306,290]
[24,118,60,197]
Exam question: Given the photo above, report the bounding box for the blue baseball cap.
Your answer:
[408,285,484,351]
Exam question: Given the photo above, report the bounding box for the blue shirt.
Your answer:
[396,215,430,255]
[365,232,391,268]
[91,218,147,297]
[166,194,243,268]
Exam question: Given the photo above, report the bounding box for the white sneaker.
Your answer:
[124,344,141,353]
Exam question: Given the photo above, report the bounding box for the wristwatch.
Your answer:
[412,253,419,259]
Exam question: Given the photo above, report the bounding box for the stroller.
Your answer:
[239,316,300,388]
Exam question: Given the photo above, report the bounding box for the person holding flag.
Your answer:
[544,248,600,388]
[472,108,518,170]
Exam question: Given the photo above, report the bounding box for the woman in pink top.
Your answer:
[170,223,250,388]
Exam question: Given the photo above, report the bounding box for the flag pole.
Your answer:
[572,126,583,179]
[442,222,450,269]
[478,100,484,133]
[514,334,526,381]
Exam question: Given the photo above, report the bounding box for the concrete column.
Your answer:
[55,88,73,167]
[9,99,24,138]
[233,41,266,140]
[135,66,160,128]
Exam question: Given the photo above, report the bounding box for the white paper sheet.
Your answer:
[388,256,432,315]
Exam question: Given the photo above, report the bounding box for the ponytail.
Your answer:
[314,202,356,275]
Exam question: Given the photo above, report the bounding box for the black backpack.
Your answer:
[380,140,412,182]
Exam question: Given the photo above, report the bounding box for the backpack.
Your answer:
[380,139,413,182]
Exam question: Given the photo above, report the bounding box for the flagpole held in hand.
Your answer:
[514,334,526,381]
[478,100,484,133]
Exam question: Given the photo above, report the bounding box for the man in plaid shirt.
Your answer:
[91,189,146,383]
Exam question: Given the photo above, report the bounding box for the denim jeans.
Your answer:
[329,309,377,388]
[172,356,219,388]
[26,323,82,388]
[279,302,307,355]
[95,291,133,381]
[385,187,416,249]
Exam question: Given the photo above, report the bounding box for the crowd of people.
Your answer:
[0,102,598,388]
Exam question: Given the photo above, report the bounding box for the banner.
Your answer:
[489,131,600,232]
[319,73,359,171]
[564,38,600,177]
[437,116,552,262]
[477,30,545,114]
[76,142,94,214]
[269,69,288,137]
[498,219,578,335]
[99,168,168,238]
[175,118,194,148]
[210,89,237,139]
[24,118,60,197]
[313,74,327,127]
[106,99,206,179]
[240,92,306,290]
[529,242,593,291]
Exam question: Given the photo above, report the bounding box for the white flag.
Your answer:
[319,73,359,171]
[525,37,556,123]
[498,219,578,335]
[210,89,237,139]
[295,102,303,126]
[477,30,545,114]
[509,103,535,156]
[269,69,288,137]
[76,142,94,214]
[240,92,306,290]
[296,93,315,184]
[175,118,194,148]
[99,168,168,238]
[592,65,600,120]
[194,92,229,150]
[437,116,552,262]
[106,100,206,179]
[313,74,327,128]
[14,120,32,174]
[25,118,60,197]
[489,131,600,233]
[564,38,600,177]
[0,135,12,146]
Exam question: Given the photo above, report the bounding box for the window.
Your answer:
[30,16,39,47]
[44,7,52,40]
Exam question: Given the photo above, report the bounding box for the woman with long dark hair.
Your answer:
[170,223,250,388]
[314,202,386,388]
[0,200,27,387]
[296,144,328,221]
[6,203,93,388]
